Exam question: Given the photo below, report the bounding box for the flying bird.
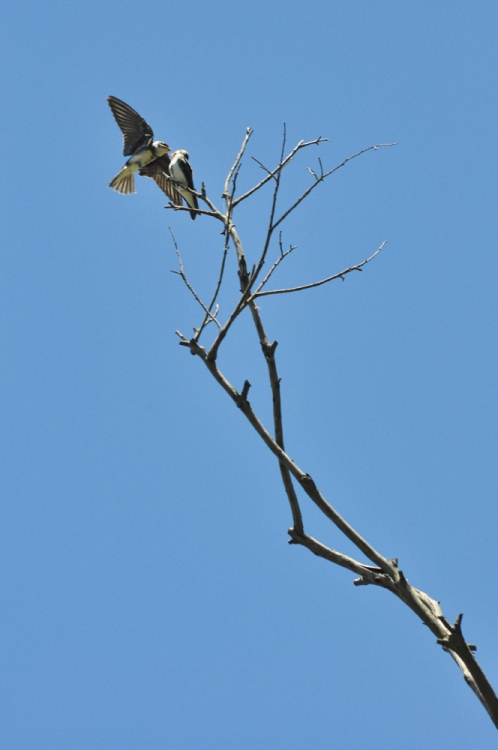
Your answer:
[107,96,183,207]
[169,150,200,220]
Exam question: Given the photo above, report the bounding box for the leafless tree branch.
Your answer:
[253,241,386,298]
[223,127,253,199]
[169,229,221,329]
[252,234,297,295]
[232,136,329,207]
[193,228,231,342]
[273,143,397,230]
[247,297,303,533]
[168,129,498,729]
[165,203,219,220]
[251,156,276,179]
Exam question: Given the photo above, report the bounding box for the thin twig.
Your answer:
[247,124,288,289]
[233,136,329,207]
[288,529,387,579]
[253,242,386,298]
[169,229,222,329]
[199,184,222,215]
[207,224,254,361]
[223,127,253,200]
[251,156,276,179]
[273,144,397,230]
[253,236,297,295]
[165,204,219,219]
[193,230,231,342]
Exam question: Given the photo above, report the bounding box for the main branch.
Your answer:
[171,129,498,728]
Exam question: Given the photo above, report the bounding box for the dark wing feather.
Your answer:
[179,156,199,218]
[107,96,154,156]
[180,156,196,192]
[139,156,184,206]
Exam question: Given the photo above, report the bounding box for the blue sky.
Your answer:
[1,1,498,747]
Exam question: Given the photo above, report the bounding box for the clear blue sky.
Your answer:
[1,1,498,747]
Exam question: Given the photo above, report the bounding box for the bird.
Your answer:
[107,96,183,207]
[169,150,199,220]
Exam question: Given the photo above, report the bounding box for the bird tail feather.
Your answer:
[109,172,136,194]
[178,187,199,220]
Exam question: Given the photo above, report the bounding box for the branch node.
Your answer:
[300,473,317,491]
[436,614,477,657]
[240,380,251,401]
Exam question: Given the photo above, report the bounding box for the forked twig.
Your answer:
[253,242,386,298]
[273,144,397,231]
[223,127,253,200]
[193,231,231,342]
[253,233,297,295]
[169,228,221,329]
[171,129,498,728]
[233,136,329,207]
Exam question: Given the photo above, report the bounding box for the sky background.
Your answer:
[1,1,498,747]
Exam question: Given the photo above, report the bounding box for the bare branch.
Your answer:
[288,529,387,580]
[169,229,222,329]
[251,156,276,179]
[193,226,231,343]
[273,143,397,230]
[252,124,288,280]
[170,130,498,728]
[240,379,251,401]
[223,127,253,199]
[165,203,220,220]
[179,319,498,727]
[207,224,253,362]
[183,339,397,576]
[248,297,303,533]
[253,241,386,298]
[252,235,297,295]
[233,136,329,207]
[199,184,222,216]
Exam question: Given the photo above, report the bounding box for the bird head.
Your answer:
[153,141,171,156]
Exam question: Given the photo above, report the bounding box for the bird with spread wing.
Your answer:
[107,96,198,218]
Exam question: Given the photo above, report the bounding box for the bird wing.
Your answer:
[174,154,199,217]
[107,96,154,156]
[179,155,196,192]
[139,155,184,206]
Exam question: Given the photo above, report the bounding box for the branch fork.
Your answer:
[169,127,498,729]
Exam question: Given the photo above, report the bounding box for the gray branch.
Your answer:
[171,128,498,728]
[253,241,386,298]
[169,229,221,329]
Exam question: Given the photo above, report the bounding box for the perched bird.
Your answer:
[169,150,199,220]
[107,96,182,207]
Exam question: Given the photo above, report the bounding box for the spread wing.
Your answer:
[139,155,184,206]
[107,96,154,156]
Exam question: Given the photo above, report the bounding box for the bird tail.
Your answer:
[188,194,199,221]
[178,188,199,220]
[109,170,136,194]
